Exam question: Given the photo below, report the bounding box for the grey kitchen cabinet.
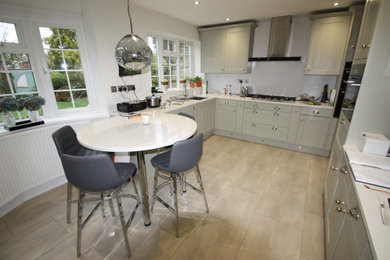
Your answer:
[215,99,237,133]
[353,0,380,63]
[305,14,352,75]
[199,22,255,74]
[199,99,215,138]
[296,107,332,149]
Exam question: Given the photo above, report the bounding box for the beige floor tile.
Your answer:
[300,212,325,260]
[305,184,324,217]
[236,214,302,260]
[269,166,309,195]
[256,185,306,229]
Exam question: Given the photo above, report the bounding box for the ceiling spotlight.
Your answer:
[194,1,200,5]
[225,18,231,22]
[332,2,340,6]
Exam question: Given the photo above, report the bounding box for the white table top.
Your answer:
[77,112,197,152]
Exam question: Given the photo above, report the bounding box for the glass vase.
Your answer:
[28,110,40,123]
[1,111,16,128]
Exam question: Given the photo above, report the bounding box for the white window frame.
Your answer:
[0,5,98,122]
[149,34,194,90]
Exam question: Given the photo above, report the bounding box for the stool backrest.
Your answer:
[61,153,124,192]
[52,125,83,156]
[169,133,203,172]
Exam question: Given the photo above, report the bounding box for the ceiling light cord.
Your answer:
[127,0,134,34]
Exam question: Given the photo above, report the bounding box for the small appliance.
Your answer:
[117,100,147,112]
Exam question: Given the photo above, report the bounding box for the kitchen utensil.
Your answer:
[240,86,249,97]
[146,94,161,108]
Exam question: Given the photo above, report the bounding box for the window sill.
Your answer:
[0,112,109,136]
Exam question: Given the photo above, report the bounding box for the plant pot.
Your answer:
[189,82,195,88]
[28,110,40,122]
[1,111,16,127]
[196,81,202,88]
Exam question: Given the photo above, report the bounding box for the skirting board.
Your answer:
[0,175,67,218]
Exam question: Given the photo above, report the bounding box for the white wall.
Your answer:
[206,16,339,99]
[346,0,390,146]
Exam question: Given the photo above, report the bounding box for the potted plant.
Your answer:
[0,97,18,127]
[23,95,45,122]
[194,76,203,88]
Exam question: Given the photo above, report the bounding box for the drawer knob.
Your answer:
[274,106,280,110]
[340,167,348,174]
[251,123,257,127]
[274,112,279,116]
[252,110,258,114]
[225,101,229,105]
[253,104,259,108]
[350,208,360,220]
[331,166,338,171]
[272,126,278,131]
[313,110,320,115]
[335,199,345,205]
[336,207,346,213]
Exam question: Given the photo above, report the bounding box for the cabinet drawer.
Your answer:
[216,99,237,107]
[244,101,292,112]
[242,121,288,142]
[300,107,332,117]
[243,109,290,127]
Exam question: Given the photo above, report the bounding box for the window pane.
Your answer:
[73,91,88,108]
[59,29,78,49]
[163,39,168,51]
[0,22,19,44]
[40,27,60,49]
[68,72,85,89]
[10,72,37,93]
[169,40,175,52]
[63,50,81,69]
[0,72,12,94]
[162,56,169,65]
[4,53,31,70]
[50,71,68,90]
[46,50,65,69]
[55,91,72,109]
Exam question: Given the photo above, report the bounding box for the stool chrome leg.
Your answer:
[195,164,209,213]
[172,173,179,237]
[116,188,131,258]
[108,198,116,216]
[66,182,72,224]
[151,168,159,212]
[76,189,83,257]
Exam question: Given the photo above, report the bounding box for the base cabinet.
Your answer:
[215,99,237,133]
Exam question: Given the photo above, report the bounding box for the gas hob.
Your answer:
[247,94,296,102]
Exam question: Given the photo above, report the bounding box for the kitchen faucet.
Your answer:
[184,80,195,98]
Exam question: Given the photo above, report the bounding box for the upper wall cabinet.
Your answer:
[199,22,255,74]
[305,14,352,75]
[353,0,380,64]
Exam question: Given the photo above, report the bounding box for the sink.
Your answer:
[189,96,207,100]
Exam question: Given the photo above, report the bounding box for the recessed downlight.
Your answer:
[332,2,340,6]
[225,18,231,22]
[194,1,200,5]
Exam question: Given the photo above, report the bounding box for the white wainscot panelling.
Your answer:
[0,121,92,217]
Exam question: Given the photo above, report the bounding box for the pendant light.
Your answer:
[115,0,152,70]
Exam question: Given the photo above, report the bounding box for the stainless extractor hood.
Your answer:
[249,16,301,62]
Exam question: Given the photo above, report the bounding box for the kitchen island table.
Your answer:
[77,113,197,226]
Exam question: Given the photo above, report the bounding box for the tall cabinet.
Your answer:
[199,22,255,74]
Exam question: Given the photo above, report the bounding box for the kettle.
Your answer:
[240,86,249,97]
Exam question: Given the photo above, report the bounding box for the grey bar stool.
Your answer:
[53,126,140,258]
[52,125,114,224]
[151,133,209,237]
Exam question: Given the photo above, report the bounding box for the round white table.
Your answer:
[77,113,197,225]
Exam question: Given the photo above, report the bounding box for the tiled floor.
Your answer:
[0,135,328,260]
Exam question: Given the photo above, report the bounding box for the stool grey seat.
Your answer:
[52,126,140,258]
[151,133,209,237]
[52,125,112,224]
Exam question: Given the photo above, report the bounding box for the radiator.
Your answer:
[0,121,92,217]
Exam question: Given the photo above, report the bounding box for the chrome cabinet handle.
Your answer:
[339,119,346,125]
[331,166,339,171]
[273,112,279,116]
[350,208,360,220]
[336,207,346,213]
[225,101,229,105]
[251,123,256,127]
[312,110,320,115]
[272,126,278,131]
[253,104,259,108]
[340,167,348,174]
[252,110,258,114]
[274,106,280,110]
[335,199,345,205]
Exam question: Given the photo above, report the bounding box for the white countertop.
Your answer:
[345,145,390,260]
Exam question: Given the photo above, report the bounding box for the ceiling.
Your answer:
[132,0,360,26]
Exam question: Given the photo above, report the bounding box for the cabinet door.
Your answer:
[224,26,251,73]
[200,29,225,73]
[199,100,215,137]
[296,115,331,149]
[353,0,380,62]
[324,142,342,215]
[215,105,236,132]
[306,15,352,75]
